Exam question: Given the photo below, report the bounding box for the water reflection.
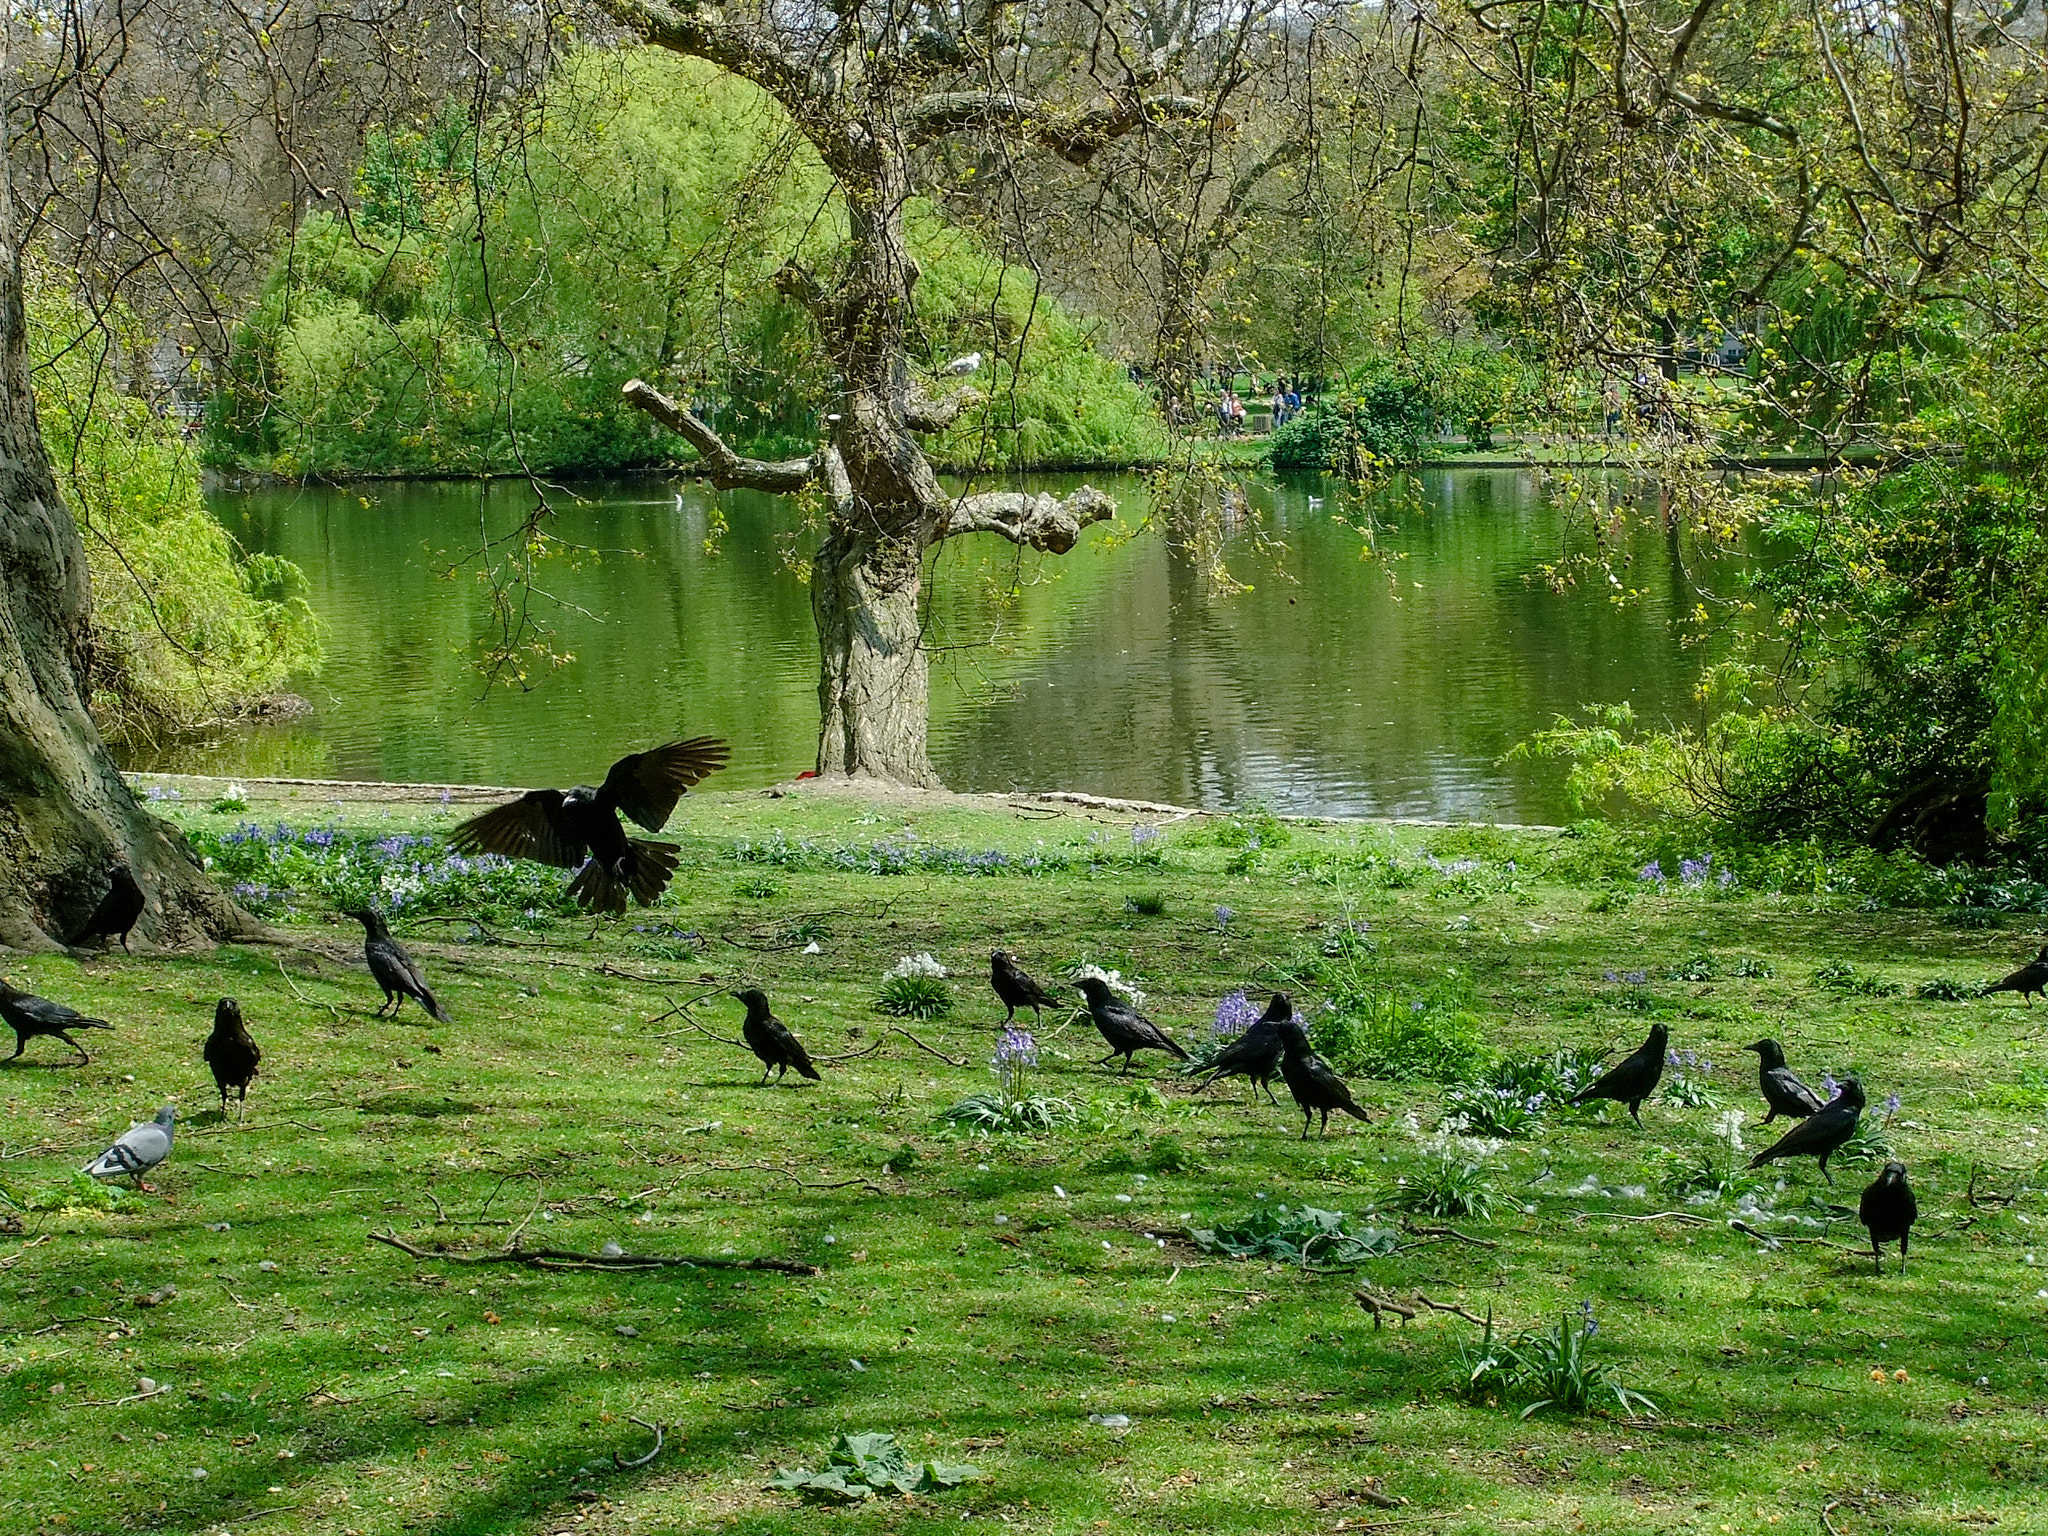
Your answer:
[135,469,1752,822]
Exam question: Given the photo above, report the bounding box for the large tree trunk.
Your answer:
[0,245,257,951]
[811,527,938,785]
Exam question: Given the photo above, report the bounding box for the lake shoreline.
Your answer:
[124,770,1570,834]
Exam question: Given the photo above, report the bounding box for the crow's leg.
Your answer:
[7,1035,24,1062]
[57,1030,89,1065]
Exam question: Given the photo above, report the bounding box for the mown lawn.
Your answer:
[4,785,2047,1536]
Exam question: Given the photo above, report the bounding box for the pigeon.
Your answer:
[1985,944,2048,1004]
[1858,1160,1917,1274]
[70,863,145,952]
[449,737,729,914]
[1742,1038,1825,1124]
[83,1105,176,1188]
[990,950,1059,1023]
[203,998,262,1119]
[941,351,982,376]
[1568,1021,1669,1125]
[1273,1015,1370,1138]
[1749,1077,1865,1184]
[347,908,449,1022]
[2,977,114,1065]
[1076,976,1188,1072]
[737,989,820,1083]
[1190,992,1290,1106]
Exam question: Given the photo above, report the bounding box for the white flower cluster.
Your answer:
[1403,1109,1502,1165]
[1712,1108,1747,1152]
[1068,963,1146,1008]
[885,952,949,980]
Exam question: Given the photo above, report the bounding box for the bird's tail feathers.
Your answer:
[1341,1102,1370,1122]
[791,1046,822,1081]
[1162,1036,1191,1062]
[421,987,451,1024]
[624,839,681,906]
[567,859,625,915]
[71,1018,114,1031]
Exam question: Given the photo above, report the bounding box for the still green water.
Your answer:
[139,471,1747,822]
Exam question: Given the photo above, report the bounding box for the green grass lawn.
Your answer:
[5,786,2048,1536]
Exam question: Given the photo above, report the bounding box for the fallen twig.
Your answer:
[612,1415,664,1469]
[1573,1209,1716,1226]
[1403,1224,1497,1249]
[275,956,342,1023]
[1967,1164,2016,1210]
[367,1231,821,1276]
[1412,1293,1489,1327]
[704,1161,886,1194]
[80,1384,172,1407]
[810,1037,890,1064]
[886,1026,969,1067]
[1352,1288,1417,1329]
[1796,1378,1853,1396]
[1729,1220,1861,1253]
[1821,1499,1846,1536]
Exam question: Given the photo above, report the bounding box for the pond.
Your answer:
[131,470,1755,823]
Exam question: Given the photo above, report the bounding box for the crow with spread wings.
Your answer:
[448,738,729,914]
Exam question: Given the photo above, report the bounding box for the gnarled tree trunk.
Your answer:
[0,243,257,950]
[812,527,937,784]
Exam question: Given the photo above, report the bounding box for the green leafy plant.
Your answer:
[941,1026,1074,1135]
[1383,1157,1498,1220]
[1442,1083,1549,1138]
[1452,1306,1657,1419]
[1313,976,1490,1084]
[1124,892,1167,916]
[1186,1202,1398,1268]
[767,1432,984,1505]
[1811,961,1903,997]
[734,874,786,900]
[1916,975,1973,1001]
[877,973,954,1019]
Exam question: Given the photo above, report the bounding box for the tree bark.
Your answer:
[811,527,936,784]
[0,243,257,950]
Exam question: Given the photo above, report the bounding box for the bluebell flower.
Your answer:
[1822,1071,1840,1097]
[1213,990,1260,1039]
[1214,905,1235,931]
[1638,860,1665,883]
[993,1027,1038,1072]
[1884,1091,1901,1115]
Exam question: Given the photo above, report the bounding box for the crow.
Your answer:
[83,1105,176,1189]
[991,951,1059,1022]
[204,998,262,1120]
[449,737,729,914]
[1742,1037,1825,1124]
[1076,976,1188,1072]
[1191,992,1290,1106]
[1858,1160,1917,1275]
[70,862,145,952]
[2,977,114,1065]
[1985,944,2048,1005]
[1273,1015,1370,1138]
[1568,1021,1669,1125]
[347,909,450,1022]
[1749,1077,1865,1184]
[736,989,820,1083]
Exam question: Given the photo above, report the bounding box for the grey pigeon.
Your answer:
[83,1106,177,1188]
[3,976,114,1065]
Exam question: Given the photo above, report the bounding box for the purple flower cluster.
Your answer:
[1665,1048,1714,1074]
[993,1027,1039,1072]
[1604,968,1650,986]
[1131,824,1160,847]
[1638,860,1665,884]
[1214,905,1235,932]
[1423,853,1483,876]
[1213,990,1261,1039]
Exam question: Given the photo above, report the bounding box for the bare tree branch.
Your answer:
[943,485,1115,553]
[620,378,819,491]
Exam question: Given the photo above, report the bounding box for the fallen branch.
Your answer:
[80,1383,173,1407]
[367,1231,821,1275]
[612,1415,663,1469]
[1412,1293,1490,1327]
[275,956,341,1023]
[704,1161,886,1194]
[1967,1163,2016,1210]
[1352,1288,1417,1329]
[1822,1499,1847,1536]
[886,1026,969,1067]
[810,1037,890,1064]
[1573,1209,1716,1226]
[1404,1224,1497,1249]
[1729,1220,1860,1253]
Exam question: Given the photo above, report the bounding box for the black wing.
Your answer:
[597,738,731,832]
[1764,1066,1825,1116]
[449,791,586,868]
[1752,1102,1855,1163]
[11,992,96,1030]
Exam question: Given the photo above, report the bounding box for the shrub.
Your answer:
[1313,973,1490,1084]
[1270,374,1433,473]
